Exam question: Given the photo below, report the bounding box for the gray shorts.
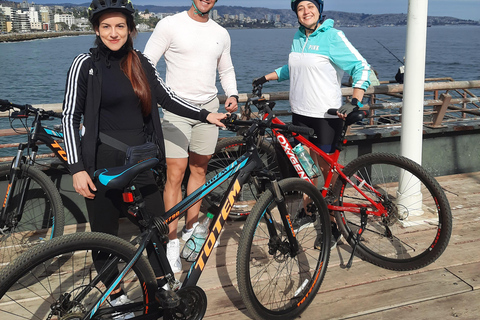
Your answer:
[162,98,219,158]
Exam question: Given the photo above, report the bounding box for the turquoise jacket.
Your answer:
[275,19,371,117]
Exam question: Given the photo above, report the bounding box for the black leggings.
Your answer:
[292,113,343,153]
[86,141,165,289]
[85,143,165,235]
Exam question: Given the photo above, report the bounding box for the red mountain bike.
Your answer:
[211,84,452,271]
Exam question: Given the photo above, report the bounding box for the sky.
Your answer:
[33,0,479,20]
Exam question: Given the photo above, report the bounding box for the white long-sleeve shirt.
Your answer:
[144,11,238,106]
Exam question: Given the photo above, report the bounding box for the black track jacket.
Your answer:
[62,47,210,176]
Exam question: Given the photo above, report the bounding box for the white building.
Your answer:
[212,9,219,21]
[0,5,13,18]
[14,10,31,32]
[28,7,39,23]
[30,21,42,30]
[54,13,74,27]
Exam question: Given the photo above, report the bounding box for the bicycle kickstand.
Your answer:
[346,208,367,269]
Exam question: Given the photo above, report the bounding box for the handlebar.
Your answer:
[221,113,314,137]
[327,108,370,126]
[0,99,62,119]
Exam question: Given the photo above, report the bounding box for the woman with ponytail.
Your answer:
[62,1,225,304]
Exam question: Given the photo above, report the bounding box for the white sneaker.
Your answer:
[181,222,199,241]
[166,239,182,273]
[111,294,135,320]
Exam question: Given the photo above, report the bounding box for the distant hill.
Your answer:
[110,5,480,26]
[4,1,479,27]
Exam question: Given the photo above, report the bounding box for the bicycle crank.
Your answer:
[164,286,207,320]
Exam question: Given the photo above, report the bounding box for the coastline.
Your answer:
[0,31,93,43]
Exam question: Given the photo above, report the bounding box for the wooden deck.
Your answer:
[111,171,479,319]
[3,171,480,319]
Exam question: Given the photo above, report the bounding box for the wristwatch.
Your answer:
[230,95,239,103]
[351,98,364,108]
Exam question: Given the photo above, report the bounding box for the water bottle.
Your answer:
[181,212,214,262]
[292,144,320,178]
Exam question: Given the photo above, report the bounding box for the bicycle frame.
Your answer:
[83,122,303,318]
[23,111,68,167]
[266,113,388,218]
[1,107,68,226]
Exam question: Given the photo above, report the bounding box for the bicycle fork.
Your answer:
[0,149,31,232]
[263,171,299,257]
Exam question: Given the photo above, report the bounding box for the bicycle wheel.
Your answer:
[332,152,452,271]
[0,232,158,319]
[0,163,65,267]
[237,178,331,320]
[204,136,280,218]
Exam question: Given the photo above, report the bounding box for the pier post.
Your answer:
[398,0,429,216]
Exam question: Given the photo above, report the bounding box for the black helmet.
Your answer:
[88,0,135,23]
[291,0,324,14]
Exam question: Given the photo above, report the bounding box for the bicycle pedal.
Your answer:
[156,290,181,309]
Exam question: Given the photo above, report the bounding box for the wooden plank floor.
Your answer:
[185,171,480,319]
[5,171,480,319]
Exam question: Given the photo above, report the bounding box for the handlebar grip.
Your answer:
[360,109,370,117]
[48,111,63,118]
[221,113,238,124]
[327,108,338,116]
[286,124,315,136]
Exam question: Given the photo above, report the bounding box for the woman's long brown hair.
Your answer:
[121,37,152,116]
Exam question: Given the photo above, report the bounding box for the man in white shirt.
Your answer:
[144,0,238,273]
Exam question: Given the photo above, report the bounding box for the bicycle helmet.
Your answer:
[88,0,135,23]
[291,0,324,15]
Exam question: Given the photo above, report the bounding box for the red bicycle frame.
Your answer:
[268,116,387,218]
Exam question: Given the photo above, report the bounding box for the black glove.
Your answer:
[338,98,362,115]
[252,76,268,87]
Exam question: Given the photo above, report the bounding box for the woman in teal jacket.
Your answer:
[253,0,372,248]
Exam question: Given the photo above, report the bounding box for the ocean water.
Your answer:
[0,25,478,147]
[1,25,479,106]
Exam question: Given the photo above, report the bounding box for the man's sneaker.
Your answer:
[292,209,316,233]
[181,222,199,241]
[166,239,182,273]
[111,294,135,320]
[330,222,343,249]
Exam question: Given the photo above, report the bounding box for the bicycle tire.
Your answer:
[332,152,452,271]
[204,136,280,219]
[0,163,65,267]
[0,232,158,319]
[237,178,331,320]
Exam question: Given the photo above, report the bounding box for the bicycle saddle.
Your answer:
[94,158,159,189]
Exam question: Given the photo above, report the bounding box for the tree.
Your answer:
[55,22,68,31]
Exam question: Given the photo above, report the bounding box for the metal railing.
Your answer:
[1,78,479,163]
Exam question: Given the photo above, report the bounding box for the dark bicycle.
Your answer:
[0,99,65,267]
[0,112,331,320]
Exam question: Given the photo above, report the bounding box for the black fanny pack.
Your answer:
[99,132,159,166]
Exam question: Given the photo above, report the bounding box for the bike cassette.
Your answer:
[163,286,207,320]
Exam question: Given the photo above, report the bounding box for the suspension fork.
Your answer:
[1,146,32,228]
[262,171,299,257]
